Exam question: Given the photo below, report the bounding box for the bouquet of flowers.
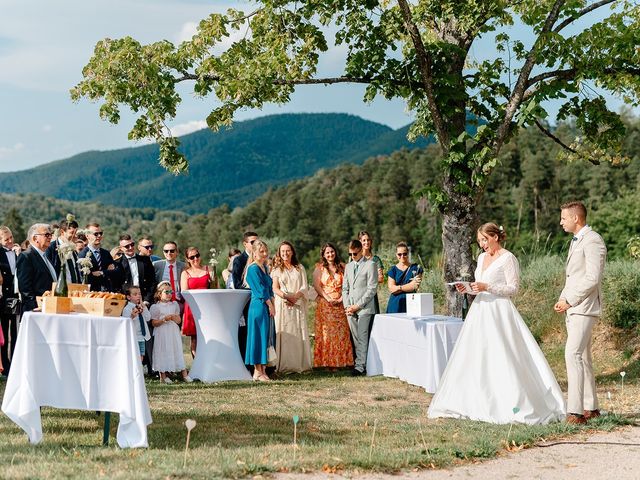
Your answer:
[77,257,93,284]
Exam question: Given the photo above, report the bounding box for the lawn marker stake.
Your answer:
[507,407,520,444]
[183,419,196,468]
[293,415,300,461]
[369,419,378,462]
[620,371,626,395]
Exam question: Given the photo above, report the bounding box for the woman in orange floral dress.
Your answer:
[312,243,354,368]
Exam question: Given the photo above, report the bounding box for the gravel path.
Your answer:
[277,426,640,480]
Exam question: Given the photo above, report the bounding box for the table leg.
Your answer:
[103,412,111,445]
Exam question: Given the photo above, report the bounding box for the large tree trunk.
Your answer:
[441,178,477,316]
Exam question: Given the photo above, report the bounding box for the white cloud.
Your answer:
[42,124,52,133]
[170,120,208,137]
[176,21,199,44]
[0,142,24,159]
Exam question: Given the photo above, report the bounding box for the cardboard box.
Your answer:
[41,296,73,314]
[406,293,434,317]
[71,297,127,317]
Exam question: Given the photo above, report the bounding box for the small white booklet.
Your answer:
[446,281,474,294]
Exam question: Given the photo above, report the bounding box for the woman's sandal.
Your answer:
[258,373,271,382]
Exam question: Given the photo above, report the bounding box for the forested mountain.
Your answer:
[3,117,640,265]
[0,114,431,213]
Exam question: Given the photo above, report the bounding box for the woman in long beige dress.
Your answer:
[271,241,312,373]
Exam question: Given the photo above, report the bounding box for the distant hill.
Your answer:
[0,113,432,213]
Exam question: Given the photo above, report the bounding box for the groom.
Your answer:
[554,201,606,424]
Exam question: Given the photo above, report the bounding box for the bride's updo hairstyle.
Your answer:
[478,223,507,244]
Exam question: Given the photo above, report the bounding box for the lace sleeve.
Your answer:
[486,253,520,297]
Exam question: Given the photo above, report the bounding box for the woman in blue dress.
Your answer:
[386,242,423,314]
[244,240,275,381]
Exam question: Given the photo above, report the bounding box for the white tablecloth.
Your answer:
[366,313,463,393]
[1,312,152,448]
[182,289,252,382]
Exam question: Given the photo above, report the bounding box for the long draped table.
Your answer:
[182,289,252,382]
[1,311,152,448]
[366,313,463,393]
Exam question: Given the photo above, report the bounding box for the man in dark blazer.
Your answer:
[0,226,21,374]
[78,223,120,292]
[117,234,157,305]
[17,224,57,312]
[231,231,258,364]
[45,218,81,284]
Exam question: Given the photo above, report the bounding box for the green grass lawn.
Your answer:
[0,369,630,479]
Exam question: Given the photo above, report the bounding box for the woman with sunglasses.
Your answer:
[358,231,384,314]
[386,242,423,314]
[180,247,215,357]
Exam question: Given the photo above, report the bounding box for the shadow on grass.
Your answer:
[596,357,640,383]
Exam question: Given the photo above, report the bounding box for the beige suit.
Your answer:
[560,226,606,414]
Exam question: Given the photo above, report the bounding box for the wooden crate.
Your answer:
[51,282,89,294]
[71,297,127,317]
[41,296,73,314]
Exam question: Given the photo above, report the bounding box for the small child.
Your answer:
[149,282,193,384]
[122,285,151,363]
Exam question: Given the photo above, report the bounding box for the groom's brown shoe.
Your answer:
[583,409,601,420]
[566,413,587,425]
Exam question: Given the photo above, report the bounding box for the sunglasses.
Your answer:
[141,245,154,250]
[34,232,53,238]
[164,249,176,253]
[348,251,361,257]
[188,253,201,260]
[162,289,173,294]
[122,243,135,249]
[90,231,104,236]
[397,252,408,257]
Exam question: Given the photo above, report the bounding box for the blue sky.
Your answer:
[0,1,634,172]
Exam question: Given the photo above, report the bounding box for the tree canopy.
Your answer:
[72,0,640,313]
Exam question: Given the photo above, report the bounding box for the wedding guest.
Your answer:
[153,241,185,309]
[149,282,193,384]
[312,243,353,369]
[16,224,57,312]
[223,248,241,288]
[117,234,157,305]
[271,241,312,373]
[359,231,384,314]
[554,201,607,424]
[245,240,275,381]
[138,236,161,262]
[78,223,120,292]
[46,218,82,284]
[428,223,565,424]
[343,239,378,376]
[0,226,20,374]
[180,246,214,357]
[122,285,151,362]
[386,242,423,314]
[74,234,87,253]
[110,246,123,262]
[231,231,258,363]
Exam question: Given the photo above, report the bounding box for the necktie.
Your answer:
[42,254,57,281]
[138,311,146,338]
[169,264,177,301]
[94,249,102,269]
[572,236,578,241]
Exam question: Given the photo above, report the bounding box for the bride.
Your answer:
[428,223,565,424]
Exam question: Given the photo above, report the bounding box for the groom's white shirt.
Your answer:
[560,225,606,316]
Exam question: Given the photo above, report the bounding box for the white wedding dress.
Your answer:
[428,251,566,424]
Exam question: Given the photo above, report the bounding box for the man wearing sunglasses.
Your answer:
[342,239,378,377]
[78,223,120,292]
[45,218,82,284]
[137,236,161,262]
[153,241,185,310]
[16,224,57,312]
[117,234,157,305]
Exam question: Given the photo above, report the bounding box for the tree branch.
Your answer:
[396,0,449,148]
[553,0,616,33]
[493,0,567,153]
[534,119,600,165]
